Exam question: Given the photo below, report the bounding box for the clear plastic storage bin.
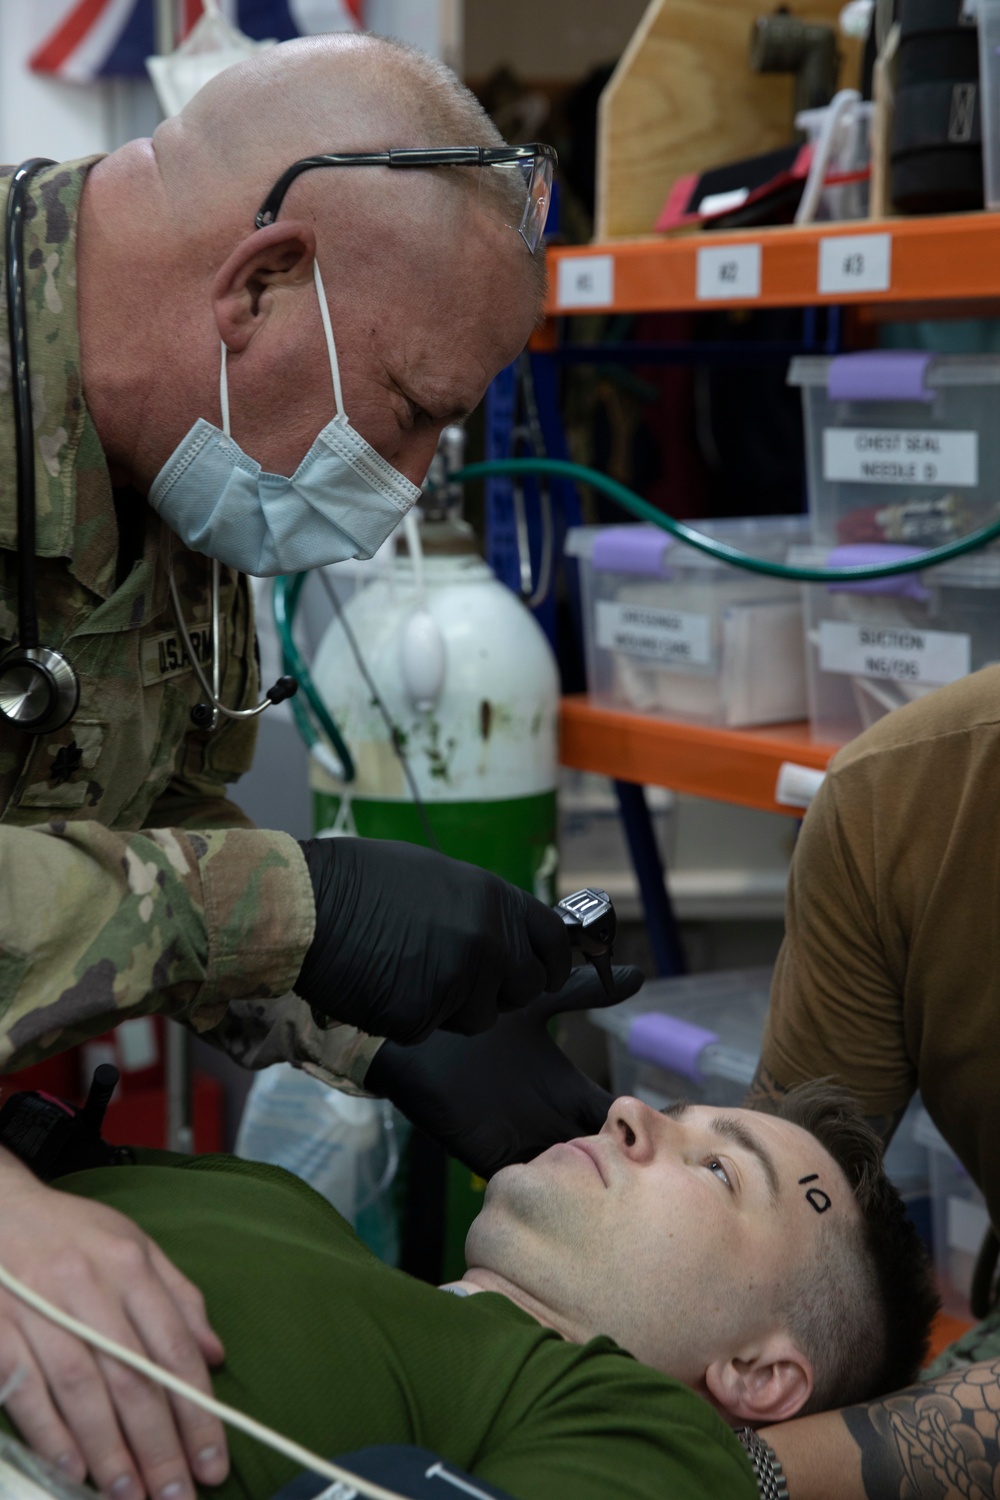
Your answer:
[789,352,1000,548]
[914,1108,991,1319]
[588,967,929,1205]
[793,542,1000,744]
[566,518,809,728]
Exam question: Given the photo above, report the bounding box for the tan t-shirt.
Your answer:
[762,665,1000,1226]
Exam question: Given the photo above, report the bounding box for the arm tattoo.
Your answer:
[843,1359,1000,1498]
[744,1061,788,1110]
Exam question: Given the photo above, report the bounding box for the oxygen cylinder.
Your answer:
[309,515,560,903]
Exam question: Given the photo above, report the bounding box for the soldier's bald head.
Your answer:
[78,33,543,500]
[150,33,543,299]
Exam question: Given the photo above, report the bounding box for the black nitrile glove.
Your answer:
[295,838,573,1046]
[363,964,645,1178]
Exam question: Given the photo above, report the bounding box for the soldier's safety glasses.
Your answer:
[254,143,557,254]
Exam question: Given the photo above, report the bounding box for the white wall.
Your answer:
[0,0,131,164]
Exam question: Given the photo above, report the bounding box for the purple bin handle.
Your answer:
[827,351,935,404]
[591,526,674,577]
[825,544,932,602]
[628,1013,720,1083]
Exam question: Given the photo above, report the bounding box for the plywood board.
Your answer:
[596,0,863,240]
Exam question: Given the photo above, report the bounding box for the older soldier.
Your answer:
[0,34,632,1500]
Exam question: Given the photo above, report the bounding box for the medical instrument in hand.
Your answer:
[556,888,619,1002]
[0,158,80,735]
[168,557,296,730]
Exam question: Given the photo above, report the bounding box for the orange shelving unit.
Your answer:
[546,213,1000,316]
[559,698,839,816]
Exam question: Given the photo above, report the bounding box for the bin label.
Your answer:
[818,232,892,295]
[823,428,979,486]
[597,600,712,665]
[817,620,971,684]
[696,243,761,301]
[556,254,614,309]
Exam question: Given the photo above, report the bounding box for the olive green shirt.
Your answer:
[46,1154,757,1500]
[762,664,1000,1227]
[0,159,375,1089]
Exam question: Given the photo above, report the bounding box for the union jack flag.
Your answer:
[30,0,363,84]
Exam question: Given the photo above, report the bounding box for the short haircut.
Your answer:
[761,1081,939,1414]
[364,34,548,303]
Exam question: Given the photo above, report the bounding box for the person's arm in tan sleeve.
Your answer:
[763,1352,1000,1498]
[0,820,314,1072]
[744,767,915,1137]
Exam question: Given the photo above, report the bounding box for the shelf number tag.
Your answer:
[696,243,762,301]
[555,254,614,309]
[818,232,892,295]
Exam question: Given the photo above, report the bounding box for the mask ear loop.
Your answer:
[313,257,346,418]
[218,338,232,437]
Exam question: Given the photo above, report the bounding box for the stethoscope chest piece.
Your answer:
[0,643,80,734]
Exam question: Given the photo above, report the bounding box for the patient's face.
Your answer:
[465,1097,854,1385]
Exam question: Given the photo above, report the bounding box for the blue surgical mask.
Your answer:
[148,259,421,577]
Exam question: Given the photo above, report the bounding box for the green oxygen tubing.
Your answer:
[448,457,1000,580]
[274,454,1000,780]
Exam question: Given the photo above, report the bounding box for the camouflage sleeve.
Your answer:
[0,821,316,1072]
[199,994,384,1095]
[146,776,258,833]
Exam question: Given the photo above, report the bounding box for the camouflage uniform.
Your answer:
[0,159,378,1089]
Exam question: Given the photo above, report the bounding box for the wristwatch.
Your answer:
[735,1428,789,1500]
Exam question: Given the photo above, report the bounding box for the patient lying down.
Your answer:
[1,1083,936,1500]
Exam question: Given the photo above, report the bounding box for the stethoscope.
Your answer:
[0,158,295,737]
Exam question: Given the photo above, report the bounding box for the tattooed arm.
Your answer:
[762,1358,1000,1499]
[744,1063,906,1150]
[743,1061,789,1112]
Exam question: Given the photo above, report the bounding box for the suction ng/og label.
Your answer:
[817,621,971,683]
[597,600,712,665]
[823,428,979,486]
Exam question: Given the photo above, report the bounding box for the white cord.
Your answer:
[794,88,862,225]
[313,259,346,419]
[0,1261,410,1500]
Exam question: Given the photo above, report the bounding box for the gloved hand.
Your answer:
[295,838,573,1046]
[363,964,645,1177]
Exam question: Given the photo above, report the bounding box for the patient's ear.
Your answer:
[704,1337,813,1424]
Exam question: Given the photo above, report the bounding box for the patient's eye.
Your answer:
[705,1157,732,1190]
